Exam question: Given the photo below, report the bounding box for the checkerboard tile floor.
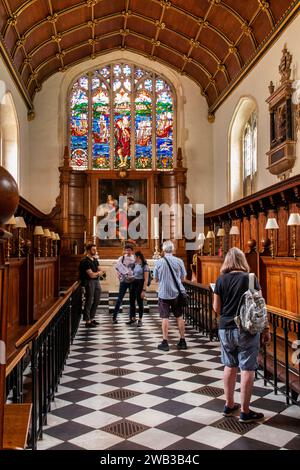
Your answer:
[38,297,300,450]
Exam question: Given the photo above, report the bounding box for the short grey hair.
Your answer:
[162,240,174,253]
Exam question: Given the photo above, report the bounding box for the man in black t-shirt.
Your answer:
[79,243,102,328]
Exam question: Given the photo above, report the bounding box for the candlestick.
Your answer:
[93,216,97,238]
[83,231,87,244]
[153,216,159,239]
[153,238,161,259]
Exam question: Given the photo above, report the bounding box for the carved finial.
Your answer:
[63,146,70,167]
[279,45,292,84]
[27,109,35,121]
[268,80,274,94]
[177,148,183,168]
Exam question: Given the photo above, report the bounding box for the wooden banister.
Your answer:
[266,304,300,322]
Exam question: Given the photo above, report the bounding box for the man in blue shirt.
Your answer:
[154,240,187,351]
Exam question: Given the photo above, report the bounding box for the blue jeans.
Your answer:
[113,281,132,319]
[219,329,260,371]
[129,279,144,320]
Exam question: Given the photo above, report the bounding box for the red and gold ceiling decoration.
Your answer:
[0,0,299,117]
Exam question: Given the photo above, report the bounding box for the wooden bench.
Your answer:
[3,403,32,450]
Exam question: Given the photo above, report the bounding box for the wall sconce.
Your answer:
[15,216,27,259]
[287,213,300,259]
[265,218,279,258]
[229,225,240,247]
[217,227,225,257]
[33,226,44,257]
[43,228,51,256]
[198,232,206,255]
[206,230,215,256]
[4,215,16,259]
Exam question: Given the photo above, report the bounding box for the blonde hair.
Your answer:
[220,247,250,274]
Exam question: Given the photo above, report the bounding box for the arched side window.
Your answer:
[0,92,19,184]
[243,112,257,196]
[69,63,175,171]
[229,97,257,202]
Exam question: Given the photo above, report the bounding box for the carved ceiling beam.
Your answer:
[120,0,130,49]
[181,3,211,74]
[9,4,237,89]
[257,1,275,28]
[26,27,213,90]
[1,0,39,93]
[30,43,206,102]
[149,0,169,58]
[0,35,33,110]
[208,1,299,114]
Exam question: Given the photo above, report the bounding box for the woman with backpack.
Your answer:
[213,248,270,423]
[127,251,150,327]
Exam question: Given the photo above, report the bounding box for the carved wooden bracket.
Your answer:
[266,46,297,179]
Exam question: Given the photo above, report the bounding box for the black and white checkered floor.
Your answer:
[38,294,300,450]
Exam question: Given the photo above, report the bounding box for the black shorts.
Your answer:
[158,298,182,319]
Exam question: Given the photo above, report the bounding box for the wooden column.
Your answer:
[59,147,71,255]
[0,240,7,448]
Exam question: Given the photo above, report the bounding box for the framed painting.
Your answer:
[97,178,148,247]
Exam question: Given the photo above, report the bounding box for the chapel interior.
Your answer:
[0,0,300,452]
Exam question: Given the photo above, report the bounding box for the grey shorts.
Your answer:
[158,298,182,319]
[219,329,260,371]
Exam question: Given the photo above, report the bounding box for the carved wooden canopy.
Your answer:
[0,0,298,115]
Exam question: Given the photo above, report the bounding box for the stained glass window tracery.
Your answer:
[243,111,257,196]
[69,63,175,171]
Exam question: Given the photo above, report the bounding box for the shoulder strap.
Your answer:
[164,257,181,294]
[249,273,255,292]
[122,255,125,264]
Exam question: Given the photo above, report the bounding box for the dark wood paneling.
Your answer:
[196,256,223,285]
[260,257,300,314]
[33,259,57,320]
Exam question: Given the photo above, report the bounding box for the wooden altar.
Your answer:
[56,147,188,262]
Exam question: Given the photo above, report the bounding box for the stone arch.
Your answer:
[0,91,20,184]
[228,96,257,202]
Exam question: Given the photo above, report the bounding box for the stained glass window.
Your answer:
[69,64,175,170]
[156,80,173,170]
[92,74,110,169]
[70,76,89,169]
[135,81,152,170]
[243,112,257,196]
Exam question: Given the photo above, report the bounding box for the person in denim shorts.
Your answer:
[154,240,187,352]
[213,248,270,423]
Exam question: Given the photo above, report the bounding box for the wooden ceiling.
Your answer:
[0,0,299,115]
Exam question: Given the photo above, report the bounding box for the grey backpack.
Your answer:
[234,273,268,335]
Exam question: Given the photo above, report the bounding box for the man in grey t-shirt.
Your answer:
[154,240,187,351]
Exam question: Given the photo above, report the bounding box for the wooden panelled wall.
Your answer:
[56,152,188,263]
[195,175,300,314]
[2,198,60,360]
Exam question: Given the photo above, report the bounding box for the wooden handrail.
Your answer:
[5,346,29,377]
[15,281,80,350]
[186,281,300,322]
[184,280,211,291]
[266,305,300,323]
[205,174,300,220]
